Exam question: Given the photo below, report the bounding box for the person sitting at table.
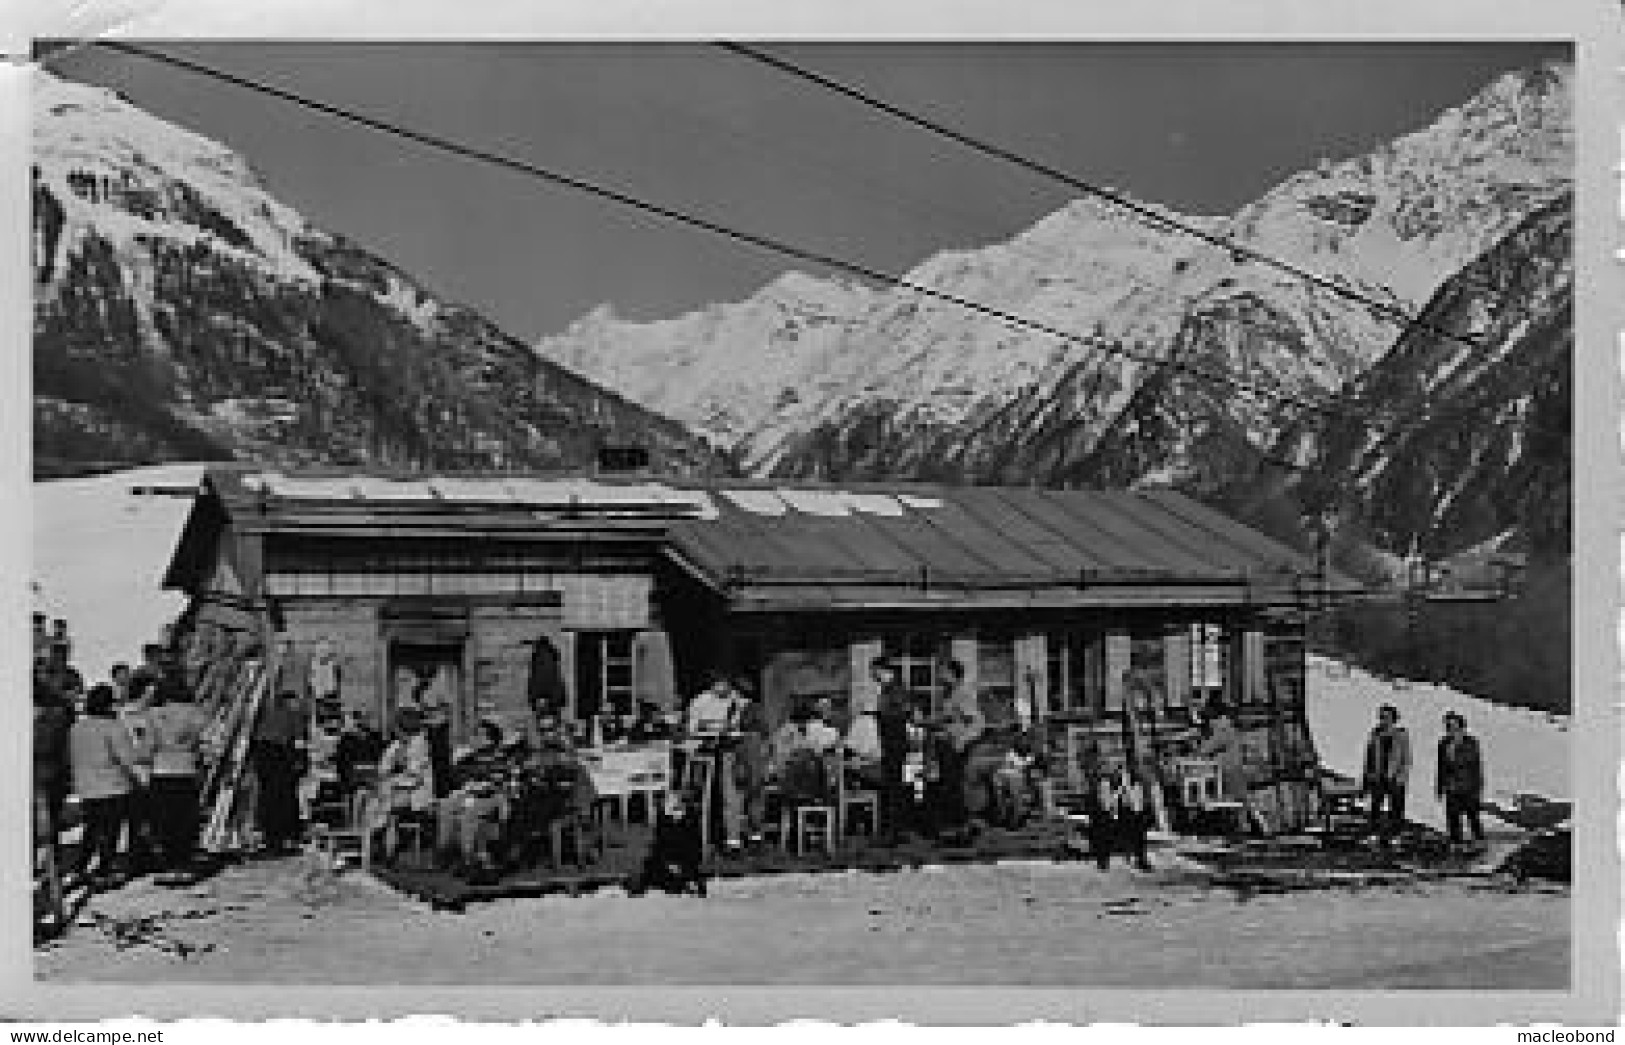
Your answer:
[684,672,741,740]
[375,706,436,865]
[843,708,884,789]
[335,709,385,801]
[993,733,1040,828]
[435,718,513,878]
[771,702,839,812]
[771,702,840,773]
[508,718,599,869]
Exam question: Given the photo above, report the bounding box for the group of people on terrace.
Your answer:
[33,610,1493,902]
[671,657,1046,858]
[32,616,213,890]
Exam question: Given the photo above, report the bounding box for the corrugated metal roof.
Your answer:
[220,468,718,519]
[176,466,1355,608]
[667,483,1355,607]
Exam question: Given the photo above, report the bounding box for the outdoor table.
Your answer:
[579,742,672,828]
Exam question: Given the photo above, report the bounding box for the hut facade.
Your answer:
[162,467,709,745]
[162,467,1355,832]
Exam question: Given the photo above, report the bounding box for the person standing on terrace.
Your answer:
[1362,704,1412,847]
[873,658,913,845]
[1436,711,1486,850]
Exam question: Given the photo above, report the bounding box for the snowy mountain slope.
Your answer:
[1287,191,1571,559]
[541,271,876,447]
[31,70,725,478]
[535,63,1571,509]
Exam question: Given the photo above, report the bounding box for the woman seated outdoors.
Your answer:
[504,717,599,870]
[770,702,841,812]
[992,731,1043,828]
[375,706,436,865]
[435,718,514,878]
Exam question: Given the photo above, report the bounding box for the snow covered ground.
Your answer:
[31,463,204,683]
[1306,655,1570,830]
[36,852,1570,988]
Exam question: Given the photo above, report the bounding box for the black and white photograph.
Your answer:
[13,0,1618,1026]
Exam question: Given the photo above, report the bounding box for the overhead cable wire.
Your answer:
[90,40,1380,426]
[716,41,1486,359]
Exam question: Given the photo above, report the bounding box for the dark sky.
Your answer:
[49,41,1567,340]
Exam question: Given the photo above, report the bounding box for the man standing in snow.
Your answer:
[118,676,158,872]
[252,688,308,855]
[1435,711,1486,849]
[873,658,914,844]
[683,673,744,853]
[934,659,983,834]
[1361,704,1411,845]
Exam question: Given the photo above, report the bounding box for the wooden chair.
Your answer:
[307,781,350,836]
[625,748,671,826]
[1315,776,1366,835]
[679,754,716,860]
[793,805,837,856]
[841,791,880,839]
[836,750,879,840]
[760,782,786,846]
[313,788,375,873]
[1176,758,1222,807]
[378,801,435,870]
[779,749,838,856]
[592,746,671,835]
[1174,757,1248,836]
[547,809,603,871]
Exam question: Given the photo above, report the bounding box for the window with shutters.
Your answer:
[1046,631,1104,718]
[574,630,636,720]
[1189,621,1232,710]
[977,635,1016,725]
[881,632,948,715]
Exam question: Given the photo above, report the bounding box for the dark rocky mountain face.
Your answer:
[31,74,725,480]
[1287,192,1571,560]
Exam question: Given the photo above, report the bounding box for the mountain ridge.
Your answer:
[533,62,1571,556]
[31,69,726,479]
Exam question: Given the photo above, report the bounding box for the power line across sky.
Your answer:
[716,42,1480,355]
[61,40,1514,445]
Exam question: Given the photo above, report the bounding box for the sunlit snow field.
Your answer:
[32,464,202,681]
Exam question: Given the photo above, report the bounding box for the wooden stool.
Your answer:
[785,805,836,856]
